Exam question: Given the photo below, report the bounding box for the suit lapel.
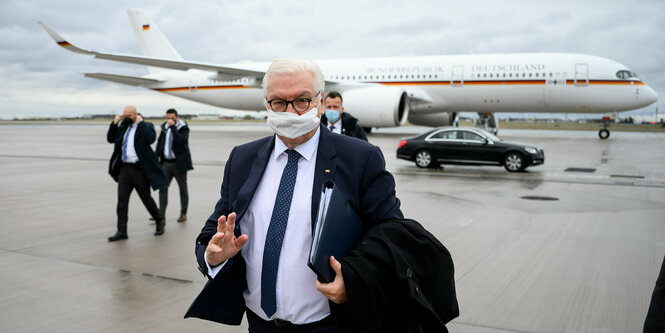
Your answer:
[234,136,274,222]
[311,124,337,229]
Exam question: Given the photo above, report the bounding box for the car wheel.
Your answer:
[504,152,525,172]
[415,150,434,168]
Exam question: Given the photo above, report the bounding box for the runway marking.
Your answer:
[451,321,536,333]
[1,249,196,285]
[395,168,665,188]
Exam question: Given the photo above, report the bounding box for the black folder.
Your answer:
[308,181,363,283]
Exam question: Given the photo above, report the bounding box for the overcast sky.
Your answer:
[0,0,663,119]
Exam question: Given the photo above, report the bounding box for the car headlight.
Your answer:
[524,147,538,154]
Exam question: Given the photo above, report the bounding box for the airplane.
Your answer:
[39,9,658,139]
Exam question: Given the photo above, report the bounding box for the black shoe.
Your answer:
[154,219,165,236]
[108,232,128,242]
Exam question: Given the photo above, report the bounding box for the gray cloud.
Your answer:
[0,0,663,118]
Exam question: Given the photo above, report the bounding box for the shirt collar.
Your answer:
[272,126,320,162]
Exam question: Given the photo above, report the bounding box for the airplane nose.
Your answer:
[643,84,658,104]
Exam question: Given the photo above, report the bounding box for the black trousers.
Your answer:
[117,163,161,234]
[159,161,188,216]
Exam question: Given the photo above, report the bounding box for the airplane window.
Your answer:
[503,73,506,77]
[484,74,487,78]
[509,73,513,77]
[429,74,432,78]
[616,70,639,79]
[417,75,420,78]
[549,73,553,77]
[542,73,546,77]
[522,73,526,77]
[535,73,539,77]
[529,73,532,77]
[490,74,494,77]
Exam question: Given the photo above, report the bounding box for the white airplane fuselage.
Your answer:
[39,9,658,130]
[147,53,657,121]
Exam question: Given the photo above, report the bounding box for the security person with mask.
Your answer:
[155,108,193,223]
[106,105,168,241]
[320,91,367,141]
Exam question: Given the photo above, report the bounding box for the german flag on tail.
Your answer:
[142,24,150,31]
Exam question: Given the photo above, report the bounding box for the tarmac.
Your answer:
[1,122,664,332]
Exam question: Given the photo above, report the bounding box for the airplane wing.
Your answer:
[84,73,163,86]
[38,22,265,79]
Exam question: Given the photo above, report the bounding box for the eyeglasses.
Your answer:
[266,92,321,113]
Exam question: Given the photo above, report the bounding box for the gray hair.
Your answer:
[262,58,325,96]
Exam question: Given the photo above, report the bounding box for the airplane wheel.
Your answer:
[599,129,610,139]
[504,152,525,172]
[415,150,434,168]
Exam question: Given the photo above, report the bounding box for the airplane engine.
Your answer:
[340,87,409,127]
[407,112,457,127]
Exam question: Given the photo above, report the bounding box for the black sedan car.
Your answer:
[396,127,544,172]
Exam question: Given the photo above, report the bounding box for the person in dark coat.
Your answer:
[106,105,168,241]
[644,255,665,332]
[337,218,459,332]
[155,108,193,222]
[321,91,367,141]
[184,58,403,331]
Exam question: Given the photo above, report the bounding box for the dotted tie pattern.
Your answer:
[260,149,301,318]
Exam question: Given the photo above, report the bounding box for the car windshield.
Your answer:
[475,128,501,142]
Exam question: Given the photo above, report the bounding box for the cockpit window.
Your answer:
[616,70,639,79]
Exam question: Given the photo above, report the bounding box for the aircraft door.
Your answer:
[451,65,464,87]
[189,74,199,92]
[574,63,588,86]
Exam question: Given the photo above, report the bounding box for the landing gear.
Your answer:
[599,115,612,140]
[598,129,610,139]
[476,112,499,134]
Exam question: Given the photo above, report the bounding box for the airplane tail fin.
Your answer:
[127,9,182,74]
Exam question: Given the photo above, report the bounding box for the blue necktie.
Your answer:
[121,125,132,162]
[261,149,300,318]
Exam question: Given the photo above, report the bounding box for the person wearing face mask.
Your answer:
[185,58,404,331]
[320,91,367,141]
[106,105,168,241]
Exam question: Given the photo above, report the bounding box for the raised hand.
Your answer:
[113,115,123,124]
[205,212,248,267]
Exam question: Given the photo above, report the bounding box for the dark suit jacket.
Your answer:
[338,218,458,332]
[321,112,367,141]
[156,121,194,172]
[107,119,168,190]
[185,124,403,324]
[644,255,665,332]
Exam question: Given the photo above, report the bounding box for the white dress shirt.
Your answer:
[328,121,341,134]
[206,128,329,324]
[123,122,139,163]
[163,119,185,160]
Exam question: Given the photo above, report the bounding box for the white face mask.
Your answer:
[266,106,321,139]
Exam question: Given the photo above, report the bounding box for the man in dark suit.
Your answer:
[106,105,168,241]
[320,91,367,141]
[185,58,403,332]
[155,108,193,223]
